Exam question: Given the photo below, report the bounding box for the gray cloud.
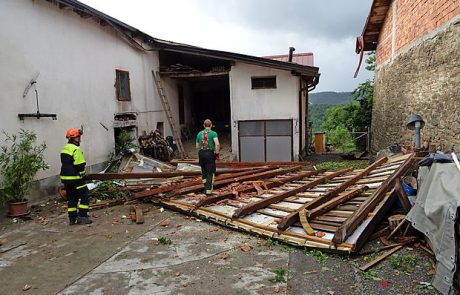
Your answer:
[198,0,372,40]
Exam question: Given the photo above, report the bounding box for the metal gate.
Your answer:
[238,120,293,162]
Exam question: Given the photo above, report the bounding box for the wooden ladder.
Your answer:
[152,71,186,159]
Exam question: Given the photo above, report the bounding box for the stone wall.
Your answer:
[371,21,460,151]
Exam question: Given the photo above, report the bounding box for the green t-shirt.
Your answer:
[196,129,218,151]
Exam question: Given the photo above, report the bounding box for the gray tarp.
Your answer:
[406,163,460,295]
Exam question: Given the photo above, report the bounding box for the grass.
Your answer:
[361,270,381,281]
[315,160,369,170]
[303,249,329,263]
[158,237,172,245]
[270,268,287,283]
[388,253,417,272]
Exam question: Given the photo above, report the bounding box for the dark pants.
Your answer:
[198,150,216,195]
[64,181,90,223]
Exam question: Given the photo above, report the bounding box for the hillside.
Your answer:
[309,91,352,105]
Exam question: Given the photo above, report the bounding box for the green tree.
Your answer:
[320,52,375,151]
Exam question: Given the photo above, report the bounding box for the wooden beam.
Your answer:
[87,167,267,180]
[332,154,415,244]
[162,71,230,78]
[234,168,352,219]
[308,186,366,220]
[132,167,272,200]
[195,170,322,207]
[303,157,387,210]
[168,166,303,198]
[359,246,403,271]
[276,168,357,231]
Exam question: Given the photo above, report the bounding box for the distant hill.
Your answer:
[309,91,352,105]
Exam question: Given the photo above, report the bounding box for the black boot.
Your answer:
[76,216,92,224]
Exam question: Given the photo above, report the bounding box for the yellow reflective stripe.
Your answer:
[76,184,87,190]
[206,190,212,194]
[68,207,77,212]
[78,204,89,209]
[60,175,82,180]
[79,171,86,175]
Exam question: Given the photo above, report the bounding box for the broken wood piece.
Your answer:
[387,218,407,240]
[332,154,415,244]
[358,243,404,256]
[359,245,403,271]
[232,168,350,219]
[194,170,321,207]
[299,209,315,235]
[307,186,366,220]
[135,208,144,224]
[169,166,302,198]
[394,180,412,212]
[276,168,354,230]
[368,226,389,241]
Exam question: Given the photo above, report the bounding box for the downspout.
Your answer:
[298,76,319,159]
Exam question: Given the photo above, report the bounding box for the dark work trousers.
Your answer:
[64,181,90,223]
[198,149,216,195]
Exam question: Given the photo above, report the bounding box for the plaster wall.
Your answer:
[229,62,301,160]
[0,0,161,184]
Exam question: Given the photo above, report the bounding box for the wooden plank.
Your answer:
[132,167,272,200]
[135,208,144,224]
[299,210,315,235]
[170,166,303,198]
[308,187,366,219]
[332,154,415,244]
[233,168,352,219]
[195,170,322,207]
[276,159,388,231]
[359,246,403,271]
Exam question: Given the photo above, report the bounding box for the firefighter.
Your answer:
[196,119,220,196]
[60,128,92,225]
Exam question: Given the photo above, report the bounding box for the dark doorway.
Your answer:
[190,76,230,137]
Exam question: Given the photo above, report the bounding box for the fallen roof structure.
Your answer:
[139,154,416,253]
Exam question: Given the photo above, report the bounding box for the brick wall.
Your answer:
[371,21,460,151]
[376,0,460,65]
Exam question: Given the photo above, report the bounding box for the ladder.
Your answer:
[152,71,187,159]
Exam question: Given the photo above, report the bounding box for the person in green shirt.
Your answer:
[196,119,220,196]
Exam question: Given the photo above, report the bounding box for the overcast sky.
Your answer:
[79,0,374,93]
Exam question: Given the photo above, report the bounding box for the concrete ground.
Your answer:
[0,202,439,295]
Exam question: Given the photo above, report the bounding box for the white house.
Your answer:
[0,0,320,201]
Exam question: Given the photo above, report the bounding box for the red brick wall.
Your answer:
[376,0,460,65]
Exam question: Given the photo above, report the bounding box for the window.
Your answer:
[115,70,131,101]
[251,76,276,89]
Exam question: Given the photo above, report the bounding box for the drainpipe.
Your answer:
[299,76,319,158]
[288,47,295,62]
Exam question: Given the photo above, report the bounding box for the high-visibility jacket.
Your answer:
[60,142,86,183]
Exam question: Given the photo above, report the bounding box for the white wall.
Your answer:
[229,62,301,160]
[0,0,161,180]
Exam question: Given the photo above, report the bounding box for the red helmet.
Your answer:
[65,128,82,139]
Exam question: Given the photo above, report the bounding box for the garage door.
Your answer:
[239,120,292,162]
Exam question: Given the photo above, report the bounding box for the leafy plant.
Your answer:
[361,270,381,281]
[303,249,329,263]
[0,129,48,205]
[90,181,130,200]
[389,254,417,272]
[107,130,138,162]
[158,237,172,245]
[270,268,286,283]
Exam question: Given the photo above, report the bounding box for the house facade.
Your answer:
[0,0,319,202]
[357,0,460,151]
